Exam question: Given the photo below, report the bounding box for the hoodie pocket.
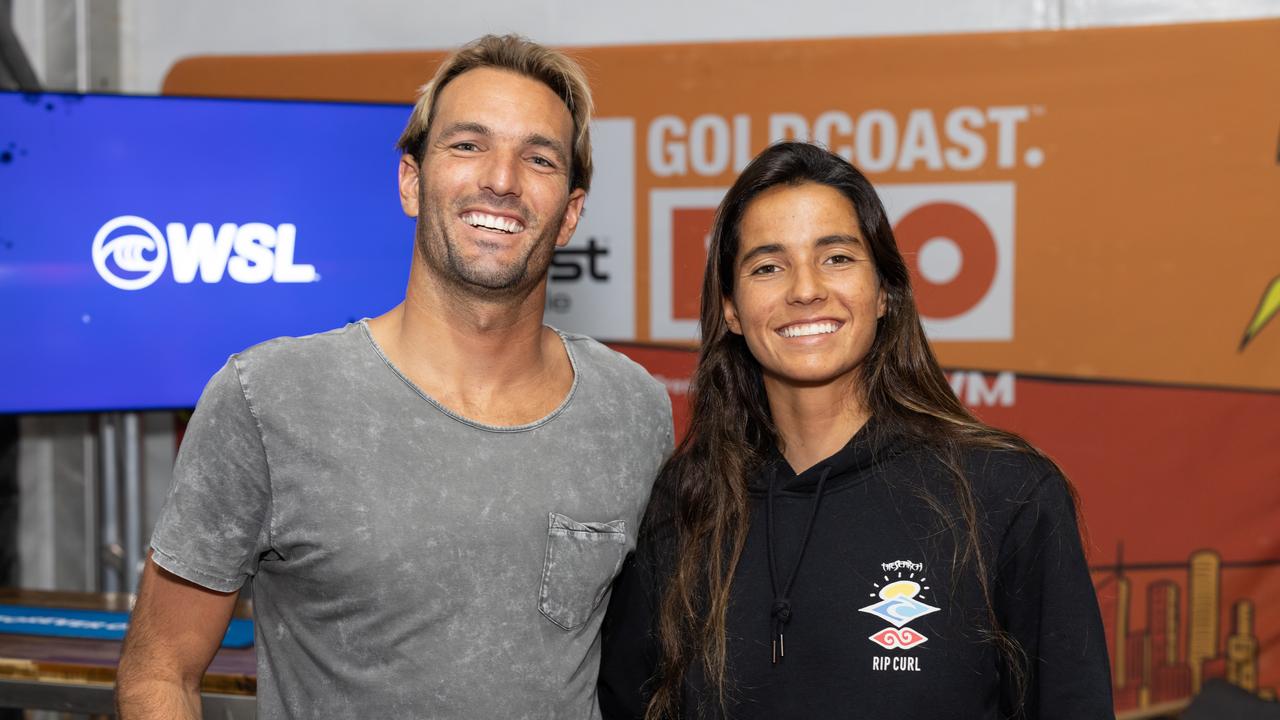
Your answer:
[538,512,628,630]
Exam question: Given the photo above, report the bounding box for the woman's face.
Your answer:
[723,182,886,394]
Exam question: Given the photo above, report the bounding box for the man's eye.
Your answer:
[530,155,555,168]
[453,142,480,152]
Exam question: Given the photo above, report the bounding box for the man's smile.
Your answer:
[460,210,526,234]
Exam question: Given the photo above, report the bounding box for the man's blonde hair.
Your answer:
[396,34,594,193]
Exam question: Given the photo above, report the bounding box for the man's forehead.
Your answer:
[432,67,573,141]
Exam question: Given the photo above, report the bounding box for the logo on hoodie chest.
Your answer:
[861,559,937,670]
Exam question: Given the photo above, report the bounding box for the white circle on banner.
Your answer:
[918,237,963,285]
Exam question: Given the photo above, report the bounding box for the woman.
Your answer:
[598,142,1112,719]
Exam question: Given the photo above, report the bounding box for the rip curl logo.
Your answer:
[861,592,937,628]
[869,626,928,650]
[861,559,938,669]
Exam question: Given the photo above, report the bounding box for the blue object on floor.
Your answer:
[0,604,254,648]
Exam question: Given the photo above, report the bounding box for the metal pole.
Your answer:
[100,413,120,593]
[83,420,98,591]
[0,0,42,91]
[122,411,142,593]
[73,0,87,93]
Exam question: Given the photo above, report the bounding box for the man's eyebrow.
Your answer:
[436,121,492,141]
[435,124,568,166]
[524,133,569,165]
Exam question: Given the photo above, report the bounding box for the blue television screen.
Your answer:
[0,92,416,413]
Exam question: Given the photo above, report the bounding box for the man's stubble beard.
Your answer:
[415,188,567,300]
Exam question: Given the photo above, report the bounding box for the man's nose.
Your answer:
[479,149,522,197]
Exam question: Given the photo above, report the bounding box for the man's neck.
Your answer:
[367,262,572,426]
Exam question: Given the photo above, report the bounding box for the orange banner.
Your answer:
[166,19,1280,392]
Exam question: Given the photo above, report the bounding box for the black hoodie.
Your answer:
[598,420,1113,719]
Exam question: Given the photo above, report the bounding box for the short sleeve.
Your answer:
[659,391,675,459]
[995,471,1114,719]
[150,358,272,592]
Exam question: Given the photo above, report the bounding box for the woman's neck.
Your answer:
[764,375,871,475]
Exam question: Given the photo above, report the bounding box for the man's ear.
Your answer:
[723,295,743,335]
[554,188,588,248]
[398,154,421,217]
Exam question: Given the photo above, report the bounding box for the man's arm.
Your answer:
[115,553,239,720]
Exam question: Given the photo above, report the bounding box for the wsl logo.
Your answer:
[92,215,317,291]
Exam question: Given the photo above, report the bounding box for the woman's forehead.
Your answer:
[737,184,863,254]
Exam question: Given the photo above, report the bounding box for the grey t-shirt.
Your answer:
[151,321,673,719]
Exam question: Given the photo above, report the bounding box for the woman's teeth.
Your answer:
[778,322,840,338]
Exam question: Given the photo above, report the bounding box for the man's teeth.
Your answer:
[461,212,524,234]
[779,322,840,338]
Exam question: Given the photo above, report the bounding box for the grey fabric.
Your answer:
[151,321,673,719]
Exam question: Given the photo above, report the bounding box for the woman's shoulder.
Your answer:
[887,432,1061,496]
[958,444,1063,499]
[951,444,1082,550]
[889,439,1075,532]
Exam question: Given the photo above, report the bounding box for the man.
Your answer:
[116,35,672,719]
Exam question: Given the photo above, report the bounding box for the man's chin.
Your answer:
[449,262,531,295]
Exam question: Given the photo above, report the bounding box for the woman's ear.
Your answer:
[723,295,743,335]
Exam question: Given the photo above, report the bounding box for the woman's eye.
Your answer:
[825,254,854,265]
[750,264,781,275]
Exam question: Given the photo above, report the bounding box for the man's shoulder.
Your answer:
[231,321,367,378]
[208,322,373,407]
[561,332,665,393]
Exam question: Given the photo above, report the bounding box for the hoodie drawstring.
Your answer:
[765,464,831,664]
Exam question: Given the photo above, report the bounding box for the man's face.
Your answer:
[399,67,585,297]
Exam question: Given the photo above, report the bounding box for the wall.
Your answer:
[11,0,1280,94]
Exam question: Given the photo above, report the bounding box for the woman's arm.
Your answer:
[599,551,662,720]
[995,471,1114,720]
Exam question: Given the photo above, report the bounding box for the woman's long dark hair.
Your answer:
[644,142,1070,718]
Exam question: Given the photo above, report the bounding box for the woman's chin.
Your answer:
[762,365,861,391]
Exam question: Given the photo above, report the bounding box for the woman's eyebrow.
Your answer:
[740,243,785,264]
[815,233,865,249]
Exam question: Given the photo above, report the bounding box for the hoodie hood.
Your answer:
[749,415,912,495]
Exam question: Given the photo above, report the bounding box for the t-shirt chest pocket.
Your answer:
[538,512,628,630]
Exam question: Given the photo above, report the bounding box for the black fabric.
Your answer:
[599,421,1113,719]
[765,464,830,664]
[0,416,18,720]
[1183,679,1280,720]
[0,415,17,587]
